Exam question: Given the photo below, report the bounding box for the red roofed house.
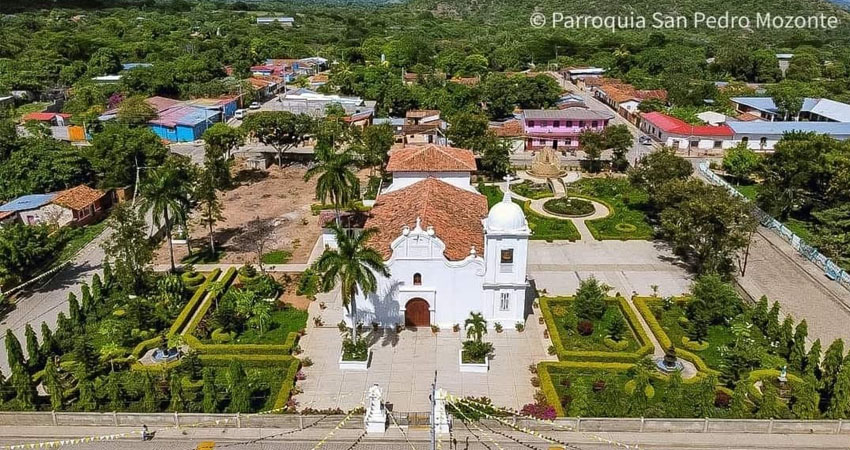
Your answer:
[640,112,734,151]
[22,113,71,126]
[332,144,531,332]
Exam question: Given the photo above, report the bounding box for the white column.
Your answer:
[433,388,450,434]
[364,384,387,434]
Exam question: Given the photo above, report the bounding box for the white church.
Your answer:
[330,144,531,329]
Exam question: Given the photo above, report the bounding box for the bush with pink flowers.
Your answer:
[520,402,557,420]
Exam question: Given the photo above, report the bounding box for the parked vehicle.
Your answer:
[249,102,260,110]
[234,109,245,120]
[639,135,652,145]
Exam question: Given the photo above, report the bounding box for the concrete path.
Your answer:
[527,197,610,242]
[295,289,555,413]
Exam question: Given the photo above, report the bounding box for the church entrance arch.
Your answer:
[404,298,430,328]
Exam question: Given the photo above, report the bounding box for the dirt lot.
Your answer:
[155,163,324,266]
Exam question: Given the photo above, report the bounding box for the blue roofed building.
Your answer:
[726,121,850,151]
[0,193,57,225]
[148,105,221,142]
[731,97,850,122]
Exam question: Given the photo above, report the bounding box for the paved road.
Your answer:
[1,425,848,450]
[0,229,110,374]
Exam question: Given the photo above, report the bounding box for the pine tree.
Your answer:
[73,338,99,377]
[766,301,781,343]
[820,339,845,402]
[103,261,113,288]
[792,376,819,420]
[729,381,751,419]
[779,316,795,359]
[43,358,64,410]
[40,322,57,362]
[80,284,92,318]
[53,312,73,353]
[91,274,104,306]
[753,295,769,332]
[24,324,40,369]
[169,372,185,412]
[574,277,607,320]
[756,382,782,419]
[827,359,850,419]
[76,375,97,411]
[696,375,717,418]
[5,329,25,371]
[202,368,217,413]
[68,293,82,331]
[789,320,808,372]
[664,371,686,417]
[805,339,822,379]
[228,360,250,413]
[106,372,123,411]
[10,365,35,410]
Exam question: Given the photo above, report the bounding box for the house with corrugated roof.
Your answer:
[521,108,614,151]
[0,185,112,228]
[731,97,850,122]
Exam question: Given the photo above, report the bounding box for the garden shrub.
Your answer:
[510,180,554,200]
[682,336,709,351]
[604,337,630,351]
[237,264,261,284]
[462,340,494,363]
[211,328,233,343]
[520,402,557,420]
[341,337,369,361]
[576,320,593,336]
[543,197,594,216]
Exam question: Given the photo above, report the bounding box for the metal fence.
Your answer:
[0,412,848,435]
[698,162,850,292]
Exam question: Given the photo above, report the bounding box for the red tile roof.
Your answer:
[406,110,441,119]
[386,145,477,172]
[642,112,733,137]
[491,119,525,137]
[22,113,71,122]
[365,178,488,261]
[52,185,105,211]
[736,112,762,122]
[0,211,15,221]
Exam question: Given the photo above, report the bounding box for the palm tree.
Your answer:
[140,162,192,272]
[316,225,389,341]
[304,150,360,225]
[465,312,487,343]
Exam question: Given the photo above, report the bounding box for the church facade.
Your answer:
[347,145,531,329]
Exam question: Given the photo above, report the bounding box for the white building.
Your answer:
[382,145,477,194]
[347,146,530,330]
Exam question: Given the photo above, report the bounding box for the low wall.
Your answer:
[0,412,847,434]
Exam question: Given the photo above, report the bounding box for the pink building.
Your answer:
[522,108,614,151]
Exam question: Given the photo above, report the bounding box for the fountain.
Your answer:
[529,146,566,179]
[655,344,684,373]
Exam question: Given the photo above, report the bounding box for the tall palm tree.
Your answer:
[140,163,192,272]
[316,225,389,341]
[304,150,360,225]
[465,312,487,343]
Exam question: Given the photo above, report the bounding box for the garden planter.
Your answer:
[339,350,371,371]
[459,350,489,373]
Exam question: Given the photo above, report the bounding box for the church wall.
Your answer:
[384,172,473,193]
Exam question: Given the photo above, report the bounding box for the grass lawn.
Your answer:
[182,247,226,264]
[53,220,109,267]
[230,306,307,345]
[651,301,735,370]
[479,184,503,208]
[733,184,760,201]
[510,180,553,199]
[784,217,818,244]
[572,178,653,240]
[547,299,639,352]
[517,199,581,241]
[261,250,293,265]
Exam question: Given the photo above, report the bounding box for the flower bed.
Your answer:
[542,198,595,217]
[540,296,652,363]
[510,180,554,199]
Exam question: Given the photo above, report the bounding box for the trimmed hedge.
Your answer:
[518,200,581,241]
[633,297,720,377]
[183,267,237,337]
[272,358,302,411]
[198,354,296,368]
[540,296,653,363]
[169,269,222,337]
[746,369,805,402]
[682,336,709,351]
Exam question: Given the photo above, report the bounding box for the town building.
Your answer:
[0,185,112,228]
[98,96,239,142]
[640,112,734,151]
[592,80,667,123]
[382,145,477,194]
[730,97,850,122]
[256,17,294,26]
[403,110,446,145]
[280,88,375,117]
[346,145,530,329]
[521,108,614,151]
[726,121,850,151]
[562,67,605,83]
[373,117,405,144]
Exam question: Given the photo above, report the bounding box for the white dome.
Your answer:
[486,193,527,232]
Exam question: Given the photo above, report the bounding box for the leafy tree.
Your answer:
[141,373,158,412]
[696,375,718,417]
[202,368,218,413]
[140,159,193,272]
[203,123,243,188]
[106,372,124,411]
[102,204,153,293]
[0,224,60,288]
[316,226,389,342]
[354,123,394,175]
[579,129,605,173]
[76,374,97,411]
[752,296,769,331]
[464,312,487,343]
[196,168,224,254]
[779,316,795,359]
[242,112,313,166]
[480,135,511,179]
[603,124,633,171]
[574,277,607,321]
[87,47,122,76]
[86,124,169,189]
[756,382,783,419]
[447,112,489,149]
[789,320,808,372]
[628,148,693,199]
[689,274,741,324]
[722,144,760,184]
[233,217,276,272]
[687,300,710,343]
[827,359,850,418]
[0,138,93,202]
[117,95,158,126]
[304,150,360,225]
[663,370,686,417]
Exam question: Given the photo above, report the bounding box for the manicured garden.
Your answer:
[532,275,849,420]
[479,184,581,241]
[510,180,553,199]
[571,178,653,240]
[542,197,594,217]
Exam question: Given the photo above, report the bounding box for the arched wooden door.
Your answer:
[404,298,430,328]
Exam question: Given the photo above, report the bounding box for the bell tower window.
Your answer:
[413,273,422,285]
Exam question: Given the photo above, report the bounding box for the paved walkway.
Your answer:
[295,289,555,413]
